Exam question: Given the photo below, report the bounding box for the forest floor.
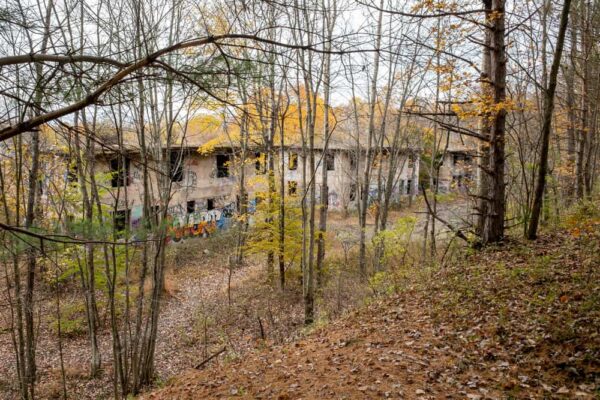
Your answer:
[143,221,600,399]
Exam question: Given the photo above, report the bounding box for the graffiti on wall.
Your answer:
[127,200,235,243]
[166,201,235,243]
[131,205,143,229]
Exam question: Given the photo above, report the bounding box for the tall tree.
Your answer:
[527,0,573,239]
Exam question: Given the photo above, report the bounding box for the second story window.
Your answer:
[325,152,335,171]
[288,152,298,170]
[170,152,184,182]
[110,157,130,187]
[350,153,358,170]
[216,154,230,178]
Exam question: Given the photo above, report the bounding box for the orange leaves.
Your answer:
[451,93,520,123]
[411,0,457,13]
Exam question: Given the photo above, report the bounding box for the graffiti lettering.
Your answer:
[166,202,235,243]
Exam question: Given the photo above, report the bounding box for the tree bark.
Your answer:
[527,0,572,240]
[481,0,507,244]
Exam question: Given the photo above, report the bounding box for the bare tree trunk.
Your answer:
[358,0,384,276]
[316,0,336,288]
[527,0,572,239]
[575,0,590,199]
[477,0,492,240]
[565,6,578,199]
[236,104,250,266]
[278,108,287,290]
[22,2,54,396]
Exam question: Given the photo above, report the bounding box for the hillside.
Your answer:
[144,225,600,399]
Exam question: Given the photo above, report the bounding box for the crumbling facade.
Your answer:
[97,136,419,240]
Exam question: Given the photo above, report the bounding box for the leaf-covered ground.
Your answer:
[144,224,600,399]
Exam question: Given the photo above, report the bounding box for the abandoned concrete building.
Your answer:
[96,126,420,240]
[421,130,478,193]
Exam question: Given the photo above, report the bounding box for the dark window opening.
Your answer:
[350,153,358,170]
[170,152,184,182]
[453,153,472,166]
[288,152,298,170]
[325,152,335,171]
[453,154,463,166]
[406,180,413,195]
[254,152,265,174]
[207,198,214,210]
[288,180,298,196]
[187,200,196,214]
[408,154,415,169]
[350,183,357,201]
[113,209,130,233]
[216,154,230,178]
[110,157,130,187]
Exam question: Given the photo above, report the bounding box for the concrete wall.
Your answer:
[281,149,418,211]
[97,150,243,241]
[98,148,419,239]
[435,151,475,193]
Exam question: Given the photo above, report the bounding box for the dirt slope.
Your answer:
[144,227,600,399]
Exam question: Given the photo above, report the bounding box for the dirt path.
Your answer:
[154,257,263,378]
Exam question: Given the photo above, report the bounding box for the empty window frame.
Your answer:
[110,157,130,187]
[325,152,335,171]
[453,153,472,166]
[113,209,130,233]
[170,152,184,182]
[349,152,358,171]
[207,198,215,210]
[288,152,298,170]
[216,154,231,178]
[349,183,357,202]
[408,154,416,169]
[288,180,298,196]
[254,152,266,174]
[187,200,196,214]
